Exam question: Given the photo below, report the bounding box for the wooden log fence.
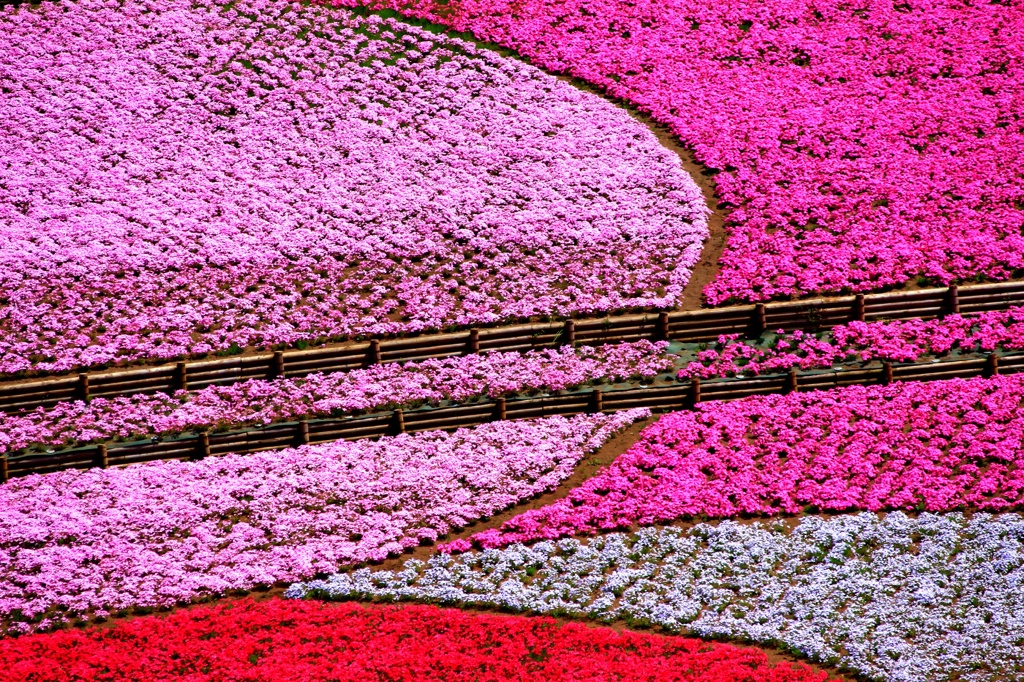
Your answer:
[1,280,1022,415]
[4,350,1021,482]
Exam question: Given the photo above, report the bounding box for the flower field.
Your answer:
[0,411,644,635]
[339,0,1024,304]
[291,514,1024,681]
[1,0,1021,679]
[0,0,708,375]
[0,600,833,681]
[4,307,1023,459]
[444,375,1024,551]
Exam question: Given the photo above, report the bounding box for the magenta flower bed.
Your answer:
[0,410,646,634]
[0,341,669,454]
[0,0,708,376]
[446,376,1024,552]
[345,0,1024,303]
[681,306,1024,378]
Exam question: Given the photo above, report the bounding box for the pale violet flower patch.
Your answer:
[289,513,1024,682]
[0,410,647,635]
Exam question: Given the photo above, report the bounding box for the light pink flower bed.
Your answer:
[342,0,1024,303]
[0,410,646,634]
[445,376,1024,551]
[0,0,707,376]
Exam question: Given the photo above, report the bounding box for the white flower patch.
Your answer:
[288,512,1024,682]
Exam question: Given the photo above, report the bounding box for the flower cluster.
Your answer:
[0,600,832,682]
[681,307,1024,379]
[0,341,669,454]
[344,0,1024,303]
[448,375,1024,551]
[0,410,646,635]
[0,0,708,376]
[291,513,1024,682]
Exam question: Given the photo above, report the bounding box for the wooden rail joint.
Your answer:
[196,431,211,461]
[657,312,669,341]
[750,303,767,339]
[366,339,382,367]
[77,373,90,402]
[946,284,960,318]
[176,361,188,392]
[591,388,604,414]
[495,397,507,421]
[468,328,481,354]
[563,320,576,347]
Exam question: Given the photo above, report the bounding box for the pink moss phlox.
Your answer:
[335,0,1024,303]
[679,307,1024,379]
[0,410,647,635]
[0,0,707,375]
[0,341,669,454]
[450,376,1024,551]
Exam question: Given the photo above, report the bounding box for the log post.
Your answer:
[393,409,405,435]
[176,362,188,392]
[657,312,669,341]
[1,455,8,484]
[691,377,702,407]
[592,388,604,414]
[751,303,767,338]
[986,354,999,377]
[854,294,866,323]
[367,339,382,366]
[469,329,481,354]
[563,320,576,347]
[787,369,799,394]
[95,443,108,470]
[947,284,960,317]
[77,373,90,402]
[883,362,894,385]
[273,351,285,379]
[495,397,507,421]
[196,431,211,461]
[298,419,311,445]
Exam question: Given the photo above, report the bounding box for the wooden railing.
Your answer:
[3,280,1022,415]
[4,349,1020,482]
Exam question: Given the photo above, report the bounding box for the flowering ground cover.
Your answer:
[339,0,1024,303]
[681,306,1024,379]
[7,306,1024,456]
[0,411,645,635]
[0,341,669,454]
[290,513,1024,682]
[0,600,835,682]
[0,0,708,377]
[444,375,1024,551]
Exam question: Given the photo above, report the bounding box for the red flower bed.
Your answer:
[1,598,834,681]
